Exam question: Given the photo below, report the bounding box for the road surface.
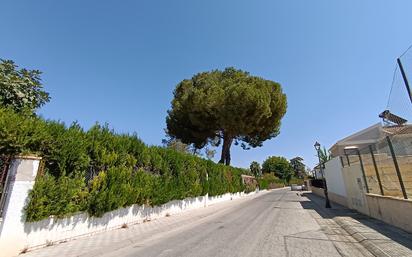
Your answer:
[24,189,404,257]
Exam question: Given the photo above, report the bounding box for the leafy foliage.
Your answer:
[257,173,284,190]
[0,59,50,112]
[204,147,216,160]
[318,147,331,164]
[166,67,287,165]
[288,177,305,185]
[162,136,194,154]
[25,174,89,221]
[0,107,252,222]
[262,156,294,183]
[289,157,305,178]
[249,161,261,177]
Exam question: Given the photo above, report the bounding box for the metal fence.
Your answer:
[0,155,11,218]
[341,131,412,199]
[339,47,412,200]
[311,179,324,189]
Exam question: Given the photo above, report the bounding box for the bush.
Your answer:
[287,177,304,186]
[262,156,293,182]
[0,107,255,221]
[258,173,284,190]
[25,174,88,221]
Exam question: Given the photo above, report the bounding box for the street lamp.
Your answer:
[314,141,331,208]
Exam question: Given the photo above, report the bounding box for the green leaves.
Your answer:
[258,173,284,190]
[262,156,294,183]
[249,161,261,177]
[0,59,50,112]
[166,67,287,165]
[25,173,88,221]
[318,147,331,164]
[0,107,254,221]
[290,157,306,178]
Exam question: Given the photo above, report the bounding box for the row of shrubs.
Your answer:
[257,173,285,189]
[0,108,249,222]
[257,173,304,190]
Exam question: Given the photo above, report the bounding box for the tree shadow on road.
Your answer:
[300,192,412,252]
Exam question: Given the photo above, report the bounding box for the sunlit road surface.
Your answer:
[24,189,380,257]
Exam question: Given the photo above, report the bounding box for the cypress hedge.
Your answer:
[0,108,251,222]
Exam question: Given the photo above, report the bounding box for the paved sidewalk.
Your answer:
[304,193,412,257]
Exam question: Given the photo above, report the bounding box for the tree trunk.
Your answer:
[219,135,233,166]
[225,143,231,165]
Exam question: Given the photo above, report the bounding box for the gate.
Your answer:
[0,155,11,219]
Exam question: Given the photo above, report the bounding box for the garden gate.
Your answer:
[0,155,11,219]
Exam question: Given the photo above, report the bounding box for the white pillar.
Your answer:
[0,156,41,257]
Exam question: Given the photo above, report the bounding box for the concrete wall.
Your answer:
[311,157,349,207]
[22,191,258,252]
[311,186,324,197]
[324,157,347,197]
[366,193,412,233]
[314,156,412,233]
[311,186,348,207]
[341,163,370,215]
[0,156,41,257]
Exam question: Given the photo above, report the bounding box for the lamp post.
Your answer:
[314,141,331,208]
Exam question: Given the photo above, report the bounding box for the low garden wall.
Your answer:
[0,155,264,257]
[366,193,412,233]
[24,190,261,252]
[311,185,348,207]
[311,183,412,233]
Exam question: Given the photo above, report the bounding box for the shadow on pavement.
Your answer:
[300,192,412,252]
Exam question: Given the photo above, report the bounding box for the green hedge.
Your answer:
[0,108,250,222]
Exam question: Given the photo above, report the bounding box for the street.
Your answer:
[23,189,412,257]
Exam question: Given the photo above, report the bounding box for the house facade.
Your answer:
[312,122,412,233]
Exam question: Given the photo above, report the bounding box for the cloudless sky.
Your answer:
[2,0,412,169]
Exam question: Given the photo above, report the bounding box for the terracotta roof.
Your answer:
[382,125,412,135]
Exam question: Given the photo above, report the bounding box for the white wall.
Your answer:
[23,191,258,251]
[0,157,263,257]
[0,157,41,257]
[341,163,370,215]
[324,157,347,197]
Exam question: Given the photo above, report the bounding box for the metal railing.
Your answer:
[310,179,325,189]
[341,133,411,199]
[0,155,11,218]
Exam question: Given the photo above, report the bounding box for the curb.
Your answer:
[307,193,411,257]
[333,217,391,257]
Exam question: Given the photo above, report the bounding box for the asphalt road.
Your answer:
[24,189,376,257]
[103,189,372,257]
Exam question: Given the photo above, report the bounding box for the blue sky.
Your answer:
[2,0,412,169]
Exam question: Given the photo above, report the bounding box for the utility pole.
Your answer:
[397,58,412,104]
[314,142,331,208]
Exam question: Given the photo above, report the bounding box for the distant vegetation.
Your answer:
[0,60,255,222]
[166,67,287,165]
[251,156,306,189]
[262,156,294,183]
